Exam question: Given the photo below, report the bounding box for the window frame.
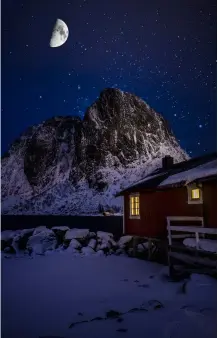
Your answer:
[129,193,140,219]
[187,184,203,204]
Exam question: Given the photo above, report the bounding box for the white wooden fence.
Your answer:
[167,216,216,250]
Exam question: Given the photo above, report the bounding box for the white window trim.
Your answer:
[187,184,203,204]
[129,193,140,219]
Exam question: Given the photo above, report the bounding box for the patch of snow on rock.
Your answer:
[87,239,97,250]
[81,246,95,256]
[51,226,70,231]
[33,226,51,235]
[118,235,133,248]
[97,231,113,241]
[27,231,57,255]
[65,228,90,240]
[68,239,81,250]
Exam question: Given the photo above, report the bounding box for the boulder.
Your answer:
[109,238,118,248]
[127,248,134,256]
[96,250,105,256]
[67,239,81,251]
[115,248,126,256]
[3,246,15,254]
[33,226,50,235]
[51,226,70,231]
[12,228,35,253]
[89,232,97,239]
[118,236,133,249]
[137,242,149,252]
[97,231,114,241]
[27,230,57,255]
[95,244,102,251]
[81,246,95,256]
[1,230,20,251]
[65,229,90,241]
[51,226,70,245]
[97,238,102,244]
[100,241,112,250]
[88,239,97,250]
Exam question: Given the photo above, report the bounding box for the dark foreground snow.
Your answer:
[2,252,217,338]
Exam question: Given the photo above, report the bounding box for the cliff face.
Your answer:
[1,88,188,215]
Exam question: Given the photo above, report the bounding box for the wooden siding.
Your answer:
[124,179,217,238]
[202,179,217,227]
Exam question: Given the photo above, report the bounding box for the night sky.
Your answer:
[2,0,217,157]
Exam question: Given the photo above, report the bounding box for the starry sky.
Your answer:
[2,0,217,156]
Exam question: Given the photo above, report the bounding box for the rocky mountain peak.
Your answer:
[1,88,188,215]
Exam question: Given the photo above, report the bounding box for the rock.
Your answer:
[33,226,51,235]
[65,229,90,241]
[66,247,79,254]
[3,246,15,254]
[108,249,115,255]
[12,228,35,253]
[1,230,20,251]
[89,232,96,239]
[52,226,70,231]
[109,238,118,248]
[1,230,17,241]
[99,241,112,254]
[100,241,112,250]
[115,248,125,255]
[81,246,95,256]
[88,239,97,250]
[127,248,134,256]
[95,249,105,256]
[97,231,114,241]
[27,230,57,255]
[118,235,133,248]
[96,232,116,253]
[97,238,102,244]
[95,244,102,251]
[137,242,149,252]
[52,226,70,245]
[67,239,81,250]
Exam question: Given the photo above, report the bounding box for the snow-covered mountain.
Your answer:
[1,88,188,215]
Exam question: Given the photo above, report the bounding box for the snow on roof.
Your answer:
[159,159,217,187]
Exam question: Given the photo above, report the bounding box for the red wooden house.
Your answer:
[116,152,217,239]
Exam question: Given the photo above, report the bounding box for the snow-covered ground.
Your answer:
[2,253,217,338]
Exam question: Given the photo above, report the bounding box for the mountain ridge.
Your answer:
[1,88,188,215]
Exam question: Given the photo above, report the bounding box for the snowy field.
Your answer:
[2,252,217,338]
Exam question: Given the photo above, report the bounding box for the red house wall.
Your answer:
[124,180,217,238]
[202,180,217,227]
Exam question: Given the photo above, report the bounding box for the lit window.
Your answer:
[191,188,200,200]
[130,194,140,217]
[187,185,203,204]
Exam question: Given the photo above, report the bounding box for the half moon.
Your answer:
[50,19,69,48]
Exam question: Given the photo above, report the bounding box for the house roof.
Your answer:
[116,152,217,196]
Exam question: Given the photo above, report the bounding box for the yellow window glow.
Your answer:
[130,195,140,216]
[191,188,200,200]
